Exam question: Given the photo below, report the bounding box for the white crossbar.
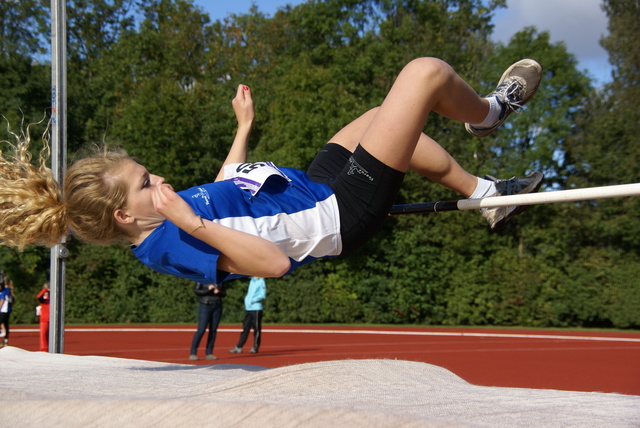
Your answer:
[457,183,640,210]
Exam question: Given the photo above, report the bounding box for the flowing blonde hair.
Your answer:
[64,149,132,245]
[0,121,133,250]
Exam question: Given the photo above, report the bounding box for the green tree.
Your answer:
[0,0,48,57]
[556,0,640,327]
[0,0,49,133]
[94,0,238,189]
[3,0,636,328]
[65,0,143,149]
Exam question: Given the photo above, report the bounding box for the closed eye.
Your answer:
[141,173,151,189]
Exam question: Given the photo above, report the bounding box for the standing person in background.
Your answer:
[36,282,51,352]
[0,277,14,347]
[189,282,225,361]
[0,271,4,340]
[0,280,5,340]
[229,277,266,354]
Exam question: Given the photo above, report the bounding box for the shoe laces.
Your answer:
[493,78,525,113]
[495,176,525,195]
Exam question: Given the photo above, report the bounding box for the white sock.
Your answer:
[470,177,497,199]
[470,96,502,128]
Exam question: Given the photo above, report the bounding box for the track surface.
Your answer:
[9,325,640,395]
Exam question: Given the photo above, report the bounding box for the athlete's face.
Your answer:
[118,160,167,223]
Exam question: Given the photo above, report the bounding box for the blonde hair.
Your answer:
[64,150,132,245]
[0,122,133,250]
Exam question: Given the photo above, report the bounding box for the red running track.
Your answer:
[9,325,640,395]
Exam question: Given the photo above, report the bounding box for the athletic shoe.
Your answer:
[189,354,198,361]
[205,354,218,360]
[480,171,544,230]
[229,346,242,354]
[249,348,258,354]
[466,59,543,137]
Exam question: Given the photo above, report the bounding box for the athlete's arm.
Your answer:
[215,84,254,182]
[196,222,291,278]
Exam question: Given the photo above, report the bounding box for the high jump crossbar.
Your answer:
[389,183,640,215]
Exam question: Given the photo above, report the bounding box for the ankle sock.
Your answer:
[470,96,502,128]
[470,177,497,199]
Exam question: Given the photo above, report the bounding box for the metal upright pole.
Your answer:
[49,0,68,354]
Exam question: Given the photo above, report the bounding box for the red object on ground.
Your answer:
[36,288,50,352]
[9,325,640,395]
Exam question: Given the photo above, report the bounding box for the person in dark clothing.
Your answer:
[189,282,225,361]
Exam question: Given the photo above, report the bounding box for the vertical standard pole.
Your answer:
[49,0,68,354]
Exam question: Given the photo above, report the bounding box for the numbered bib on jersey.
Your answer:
[223,162,291,196]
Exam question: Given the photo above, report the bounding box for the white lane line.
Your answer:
[12,327,640,343]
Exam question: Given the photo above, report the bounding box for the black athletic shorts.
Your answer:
[306,143,405,255]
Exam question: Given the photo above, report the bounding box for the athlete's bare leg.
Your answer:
[328,62,483,197]
[356,58,486,169]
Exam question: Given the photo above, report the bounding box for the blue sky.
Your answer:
[193,0,612,86]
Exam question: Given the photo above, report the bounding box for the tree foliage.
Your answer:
[0,0,638,328]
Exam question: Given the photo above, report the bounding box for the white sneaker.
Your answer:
[466,59,543,137]
[480,171,544,230]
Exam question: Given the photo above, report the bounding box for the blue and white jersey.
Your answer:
[132,164,341,284]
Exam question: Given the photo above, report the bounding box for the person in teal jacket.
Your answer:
[229,277,266,354]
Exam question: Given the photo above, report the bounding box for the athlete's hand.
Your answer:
[215,85,254,182]
[152,183,200,233]
[232,84,254,129]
